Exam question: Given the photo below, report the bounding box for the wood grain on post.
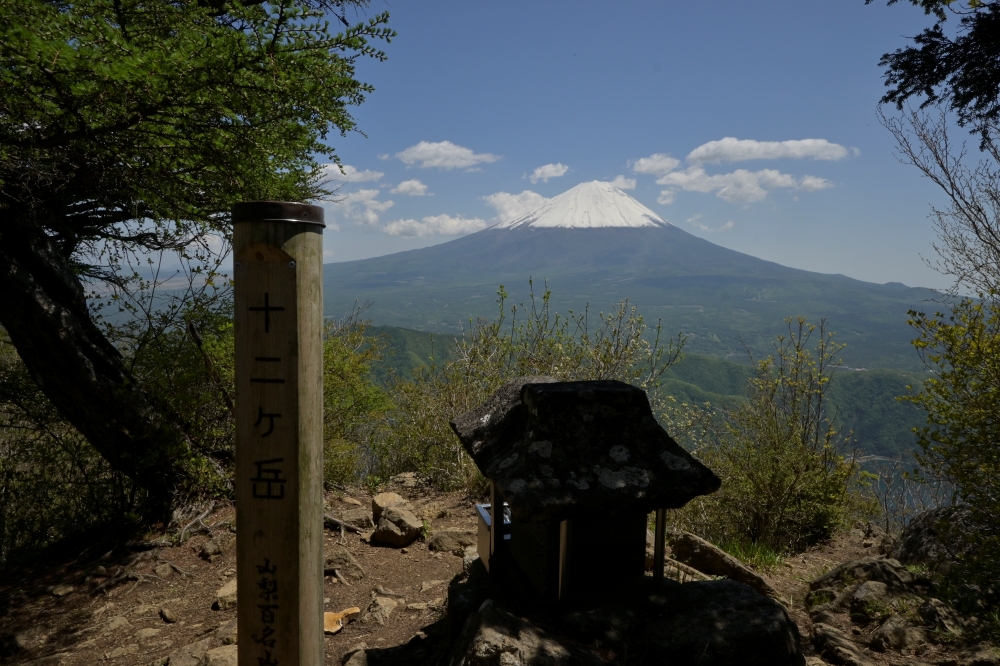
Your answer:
[233,202,325,666]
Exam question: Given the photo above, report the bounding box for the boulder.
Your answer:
[450,600,604,666]
[809,557,916,595]
[669,531,781,599]
[889,506,976,570]
[372,492,410,523]
[560,579,804,666]
[813,623,873,666]
[361,596,398,626]
[214,579,238,610]
[205,645,238,666]
[370,507,422,548]
[325,546,366,581]
[850,581,891,622]
[919,598,964,635]
[870,614,926,652]
[428,529,476,554]
[339,507,375,530]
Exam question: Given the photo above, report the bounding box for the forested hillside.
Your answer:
[370,325,926,457]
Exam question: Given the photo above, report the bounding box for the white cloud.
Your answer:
[657,190,676,205]
[686,138,849,164]
[323,163,383,183]
[395,141,500,169]
[656,166,832,204]
[332,188,394,226]
[632,153,681,177]
[609,175,636,190]
[483,190,549,224]
[686,215,735,233]
[391,179,430,196]
[384,214,488,237]
[529,163,569,183]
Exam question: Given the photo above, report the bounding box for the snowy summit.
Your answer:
[494,181,671,230]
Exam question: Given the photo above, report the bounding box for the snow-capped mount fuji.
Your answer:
[323,182,939,370]
[495,181,670,229]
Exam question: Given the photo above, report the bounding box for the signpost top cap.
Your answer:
[232,201,325,227]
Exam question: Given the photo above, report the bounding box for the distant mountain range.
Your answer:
[324,181,944,371]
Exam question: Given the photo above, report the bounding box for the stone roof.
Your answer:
[450,377,720,522]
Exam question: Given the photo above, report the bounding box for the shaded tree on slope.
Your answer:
[0,0,393,514]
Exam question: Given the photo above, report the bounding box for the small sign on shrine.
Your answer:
[233,201,326,666]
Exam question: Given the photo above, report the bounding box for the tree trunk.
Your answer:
[0,217,199,516]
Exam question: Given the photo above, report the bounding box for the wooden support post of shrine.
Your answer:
[653,508,667,583]
[233,202,325,666]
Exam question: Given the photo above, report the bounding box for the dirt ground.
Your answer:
[0,477,993,666]
[0,479,478,666]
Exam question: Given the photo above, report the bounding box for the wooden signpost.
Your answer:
[233,202,325,666]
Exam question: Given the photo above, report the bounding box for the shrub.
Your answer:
[671,318,872,554]
[322,308,392,485]
[905,298,1000,591]
[368,282,683,490]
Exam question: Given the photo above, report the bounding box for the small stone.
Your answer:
[462,547,480,575]
[51,585,74,597]
[106,644,138,659]
[136,627,162,641]
[339,506,375,530]
[214,579,238,610]
[133,604,159,616]
[164,638,213,666]
[204,644,238,666]
[361,596,397,626]
[160,607,178,624]
[343,642,368,661]
[103,616,131,634]
[94,566,108,577]
[427,529,477,555]
[215,618,238,645]
[406,602,428,611]
[154,564,174,578]
[420,580,445,593]
[342,496,363,506]
[401,547,408,554]
[325,546,365,581]
[199,533,235,561]
[370,507,422,548]
[372,492,409,523]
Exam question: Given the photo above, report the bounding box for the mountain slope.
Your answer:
[325,182,941,371]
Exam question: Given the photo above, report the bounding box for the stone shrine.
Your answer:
[451,376,721,600]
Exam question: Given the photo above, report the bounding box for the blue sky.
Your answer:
[318,0,958,290]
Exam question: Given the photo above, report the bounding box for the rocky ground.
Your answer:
[0,474,997,666]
